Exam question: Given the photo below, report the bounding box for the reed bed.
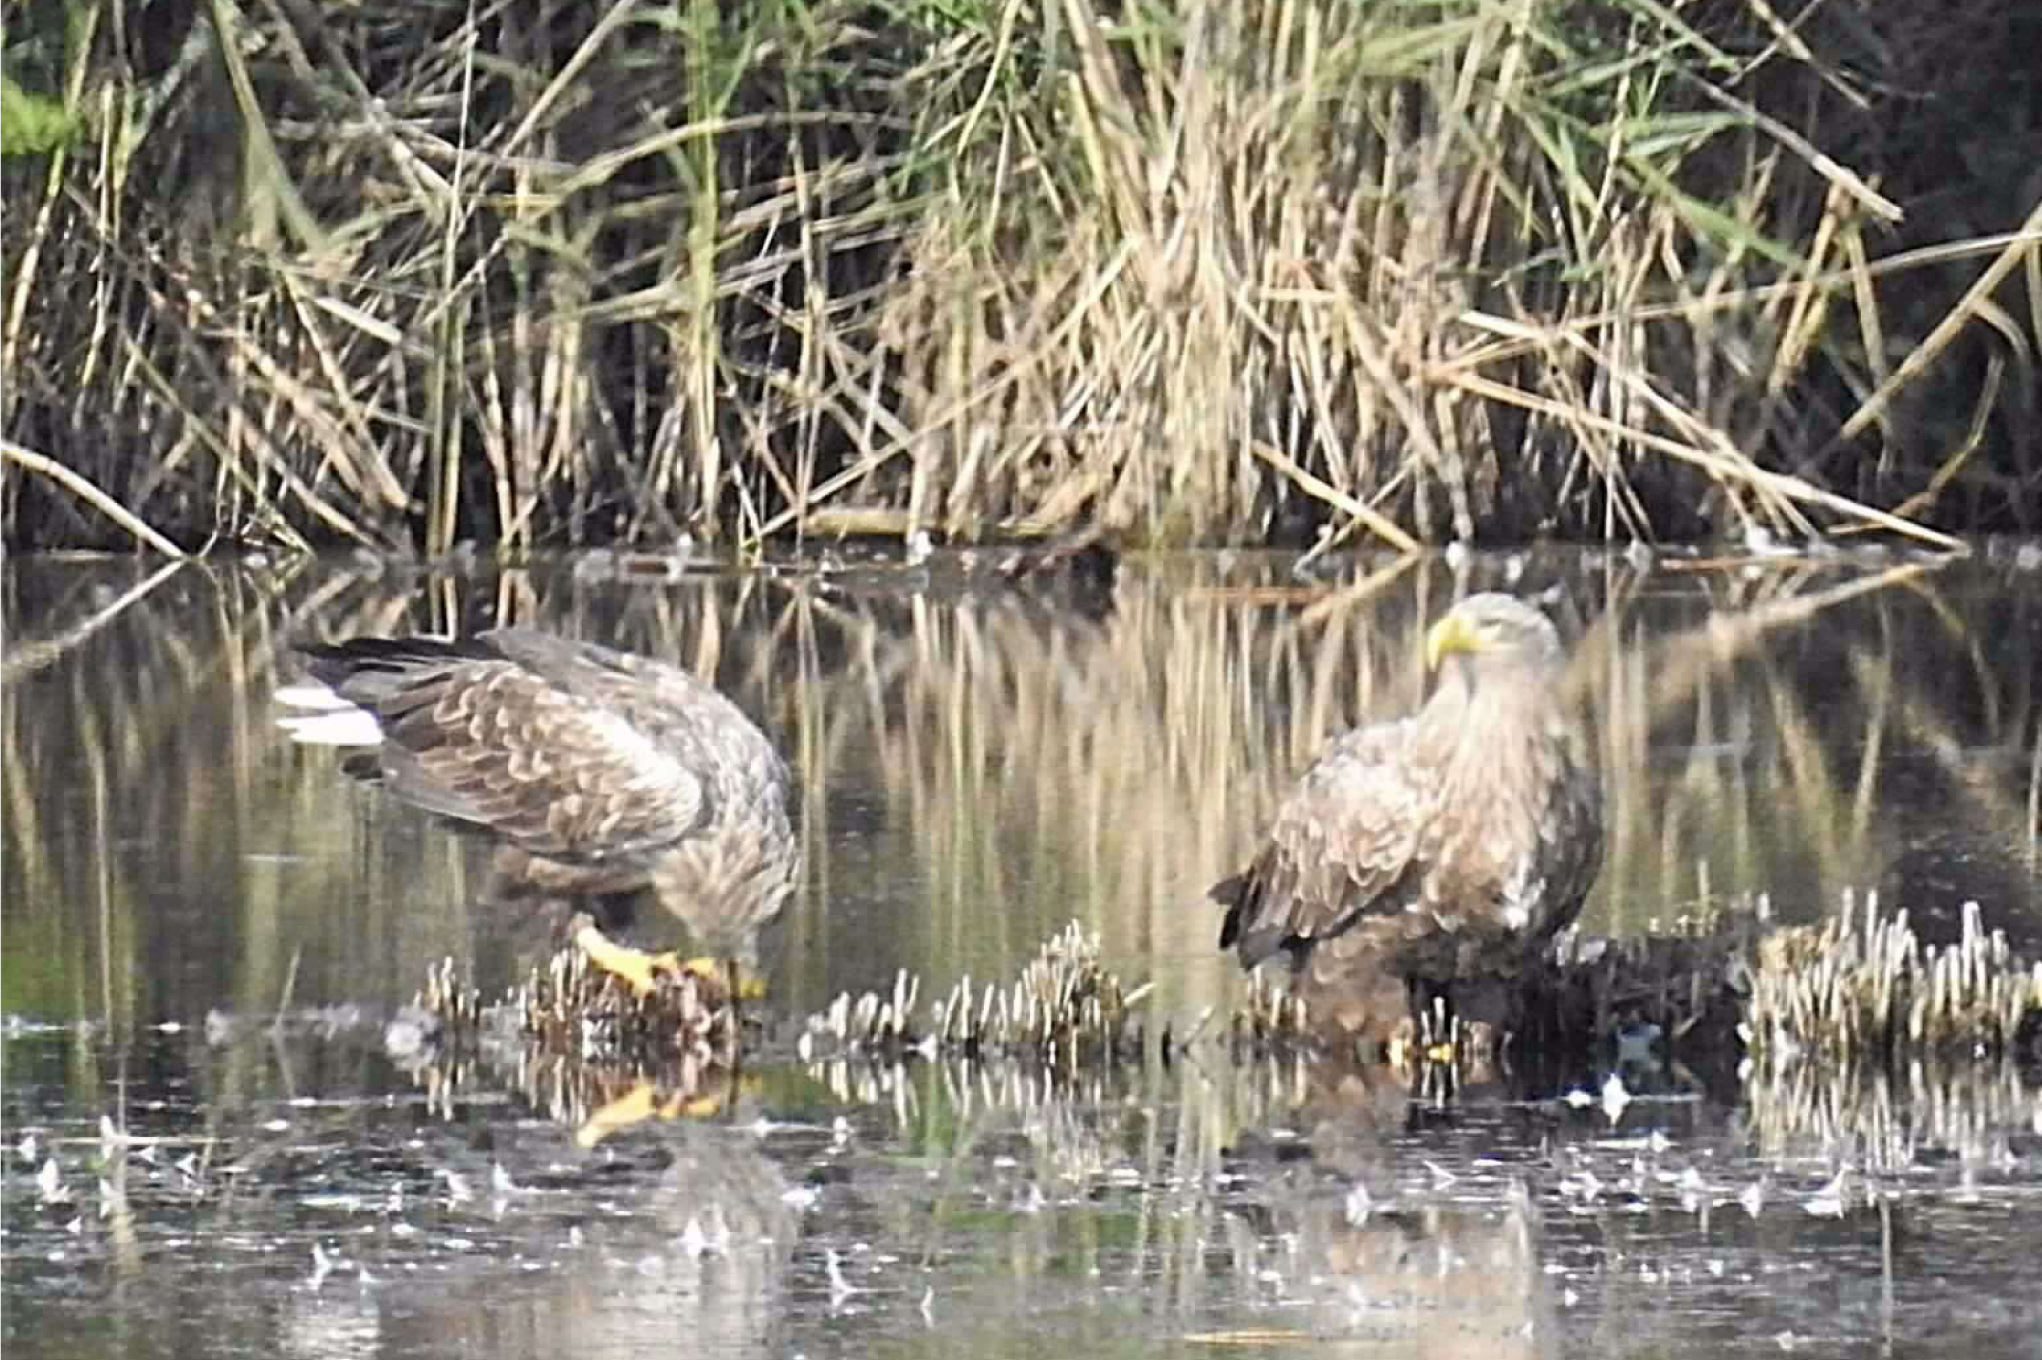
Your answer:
[1746,893,2042,1062]
[3,0,2037,553]
[411,893,2039,1097]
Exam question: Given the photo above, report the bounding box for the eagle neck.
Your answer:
[1418,660,1558,811]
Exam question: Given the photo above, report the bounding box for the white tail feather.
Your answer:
[274,681,354,712]
[275,682,385,747]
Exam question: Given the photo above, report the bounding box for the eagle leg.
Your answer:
[570,917,678,996]
[569,917,768,1008]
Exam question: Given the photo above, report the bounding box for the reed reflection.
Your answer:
[2,548,2036,1040]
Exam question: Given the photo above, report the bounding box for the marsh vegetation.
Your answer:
[5,0,2038,554]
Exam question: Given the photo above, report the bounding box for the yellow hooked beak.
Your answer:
[1424,611,1483,671]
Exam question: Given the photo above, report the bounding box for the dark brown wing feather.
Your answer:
[1214,719,1433,968]
[1531,741,1603,940]
[301,632,712,865]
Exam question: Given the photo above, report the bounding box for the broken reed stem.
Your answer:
[1,439,186,557]
[1746,892,2042,1065]
[411,891,2042,1076]
[801,922,1161,1065]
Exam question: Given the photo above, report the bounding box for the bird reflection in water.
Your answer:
[1212,1054,1556,1358]
[356,1115,804,1360]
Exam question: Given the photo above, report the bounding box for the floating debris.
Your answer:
[37,1158,68,1205]
[438,1168,473,1206]
[826,1246,861,1305]
[1801,1169,1848,1218]
[309,1242,337,1291]
[1600,1072,1633,1125]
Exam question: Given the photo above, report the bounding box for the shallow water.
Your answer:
[4,544,2041,1359]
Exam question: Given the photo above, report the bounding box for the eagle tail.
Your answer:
[1213,869,1291,969]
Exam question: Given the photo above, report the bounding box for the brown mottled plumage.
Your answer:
[295,628,798,966]
[1211,594,1602,1045]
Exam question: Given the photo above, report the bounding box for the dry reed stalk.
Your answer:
[1832,197,2042,453]
[9,0,2039,550]
[0,441,187,558]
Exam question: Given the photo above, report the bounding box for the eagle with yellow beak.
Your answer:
[1211,593,1603,1048]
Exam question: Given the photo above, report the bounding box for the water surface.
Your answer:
[5,544,2040,1358]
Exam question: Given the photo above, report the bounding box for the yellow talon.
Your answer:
[572,920,679,997]
[570,923,769,1001]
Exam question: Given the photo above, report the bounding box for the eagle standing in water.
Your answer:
[277,628,799,994]
[1211,593,1602,1049]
